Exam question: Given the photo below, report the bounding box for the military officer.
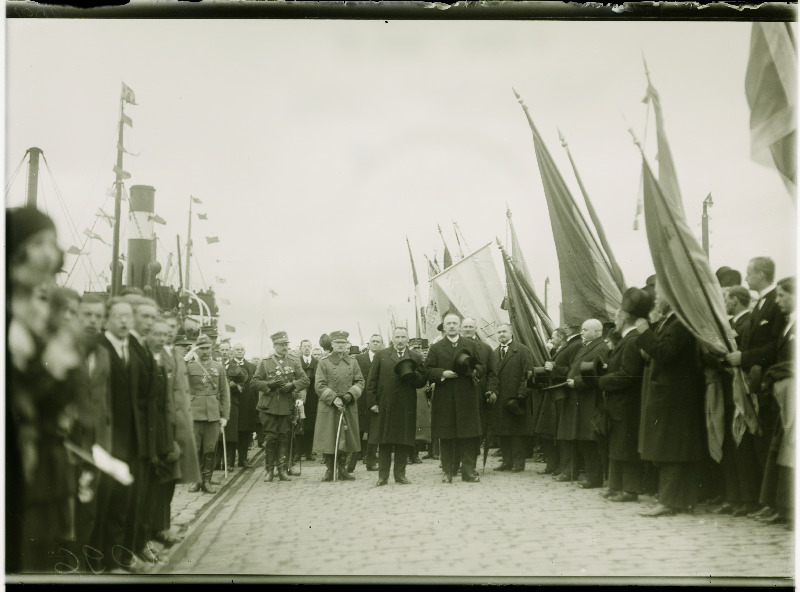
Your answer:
[313,331,365,482]
[251,331,310,482]
[186,334,231,494]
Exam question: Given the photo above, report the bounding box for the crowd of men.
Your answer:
[6,204,795,576]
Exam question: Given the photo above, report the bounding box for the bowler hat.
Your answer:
[330,330,349,342]
[504,396,528,417]
[437,322,444,332]
[196,334,213,348]
[716,266,742,288]
[270,331,290,344]
[579,358,607,388]
[453,349,478,376]
[394,357,420,386]
[621,287,654,320]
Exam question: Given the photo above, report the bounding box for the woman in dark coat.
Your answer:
[635,290,706,516]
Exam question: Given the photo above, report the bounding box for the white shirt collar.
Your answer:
[369,350,375,361]
[501,340,511,348]
[758,285,776,300]
[104,331,128,358]
[446,335,459,343]
[622,326,637,338]
[732,309,749,324]
[129,329,145,347]
[396,348,406,357]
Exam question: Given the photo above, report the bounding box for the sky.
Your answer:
[5,15,797,357]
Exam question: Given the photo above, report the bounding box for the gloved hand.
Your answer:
[333,397,344,411]
[280,382,296,394]
[342,393,353,404]
[220,418,228,429]
[267,378,285,390]
[486,392,497,405]
[295,399,304,408]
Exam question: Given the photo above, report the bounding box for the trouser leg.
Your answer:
[557,439,574,479]
[378,444,392,481]
[393,445,409,481]
[500,436,513,468]
[658,462,700,510]
[440,438,456,476]
[580,440,603,485]
[540,437,558,472]
[512,436,526,470]
[237,434,250,466]
[460,437,479,479]
[347,435,365,472]
[365,443,378,469]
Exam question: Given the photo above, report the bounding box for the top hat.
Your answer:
[394,357,420,386]
[504,395,528,417]
[196,334,214,348]
[330,330,349,342]
[529,366,551,389]
[621,286,655,320]
[270,331,290,344]
[579,358,607,388]
[349,345,361,355]
[453,349,478,376]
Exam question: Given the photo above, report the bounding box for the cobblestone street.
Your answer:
[144,448,794,583]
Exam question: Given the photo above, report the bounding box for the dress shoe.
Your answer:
[395,476,411,485]
[201,482,218,494]
[375,478,388,487]
[600,489,620,499]
[118,554,150,574]
[140,544,168,565]
[512,467,524,473]
[757,510,785,524]
[732,503,760,517]
[442,472,453,484]
[537,467,555,475]
[578,481,602,489]
[554,474,572,482]
[639,504,678,517]
[609,492,638,503]
[306,453,317,461]
[747,505,774,520]
[287,467,301,477]
[264,470,275,483]
[422,453,435,459]
[321,470,333,482]
[494,465,512,472]
[346,467,355,474]
[155,529,183,547]
[408,456,422,465]
[713,502,737,515]
[188,482,202,493]
[276,469,291,482]
[209,477,221,485]
[338,470,355,481]
[462,474,480,483]
[239,461,252,469]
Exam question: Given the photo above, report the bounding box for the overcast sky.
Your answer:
[5,17,796,356]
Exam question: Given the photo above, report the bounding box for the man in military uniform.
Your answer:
[251,331,310,482]
[313,331,365,482]
[187,334,231,494]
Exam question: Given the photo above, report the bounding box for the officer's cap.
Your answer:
[196,334,213,348]
[330,330,349,342]
[271,331,290,344]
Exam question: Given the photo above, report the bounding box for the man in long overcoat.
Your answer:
[461,317,497,470]
[425,312,487,483]
[489,323,533,472]
[634,286,706,516]
[232,343,258,468]
[314,331,365,481]
[549,326,584,480]
[296,339,319,463]
[563,319,610,489]
[534,328,566,474]
[366,327,426,485]
[353,334,384,472]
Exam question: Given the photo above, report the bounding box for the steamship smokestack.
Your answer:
[127,185,157,290]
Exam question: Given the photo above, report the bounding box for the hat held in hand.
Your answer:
[504,396,528,417]
[394,358,420,386]
[453,349,478,377]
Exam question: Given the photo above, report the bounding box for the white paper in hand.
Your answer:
[92,444,134,486]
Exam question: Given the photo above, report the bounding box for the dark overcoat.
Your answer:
[541,335,583,438]
[355,351,377,440]
[425,336,484,440]
[161,348,201,484]
[313,352,365,453]
[235,359,259,433]
[299,356,319,433]
[222,359,249,441]
[559,338,610,441]
[597,329,644,462]
[637,313,706,463]
[741,289,784,375]
[468,336,498,438]
[365,347,425,447]
[489,340,534,436]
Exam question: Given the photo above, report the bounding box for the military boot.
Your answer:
[201,453,218,493]
[276,441,292,481]
[264,441,276,482]
[337,453,355,481]
[322,454,334,482]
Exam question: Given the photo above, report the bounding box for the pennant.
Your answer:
[198,213,208,220]
[121,112,133,127]
[225,324,236,333]
[121,82,137,105]
[745,22,797,198]
[406,236,425,337]
[97,208,114,227]
[642,65,685,214]
[105,185,116,198]
[437,224,453,269]
[150,214,167,225]
[269,289,278,298]
[206,236,220,244]
[215,276,226,284]
[83,229,110,246]
[192,196,203,204]
[66,246,82,256]
[514,89,622,325]
[119,143,141,157]
[113,164,131,180]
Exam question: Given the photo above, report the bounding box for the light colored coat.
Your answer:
[312,352,365,453]
[161,347,201,484]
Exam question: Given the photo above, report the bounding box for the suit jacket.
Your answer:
[741,289,785,375]
[598,329,644,461]
[425,336,484,440]
[128,335,170,458]
[234,358,259,433]
[299,356,319,425]
[355,351,377,436]
[489,340,534,436]
[731,311,751,350]
[559,338,610,441]
[365,347,426,447]
[549,334,583,402]
[637,314,706,463]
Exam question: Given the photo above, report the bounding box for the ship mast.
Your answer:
[111,83,135,296]
[185,195,193,290]
[25,147,43,208]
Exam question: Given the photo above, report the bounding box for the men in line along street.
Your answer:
[218,341,249,471]
[366,326,427,486]
[251,331,309,482]
[313,331,365,482]
[425,312,488,483]
[490,323,534,473]
[353,334,384,472]
[461,317,497,472]
[186,334,230,494]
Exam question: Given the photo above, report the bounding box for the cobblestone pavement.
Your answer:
[144,450,793,583]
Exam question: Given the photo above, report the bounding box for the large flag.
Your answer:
[430,242,509,349]
[641,155,755,461]
[642,67,685,213]
[506,207,534,289]
[514,89,622,326]
[121,82,137,105]
[406,236,425,337]
[206,236,220,245]
[745,22,796,199]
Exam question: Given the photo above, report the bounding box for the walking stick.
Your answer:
[221,426,228,481]
[333,408,345,482]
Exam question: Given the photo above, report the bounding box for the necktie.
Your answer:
[501,346,507,360]
[121,341,129,365]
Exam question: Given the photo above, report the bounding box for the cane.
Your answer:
[333,409,345,482]
[221,426,228,481]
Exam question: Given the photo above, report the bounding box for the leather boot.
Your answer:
[322,454,334,482]
[277,441,291,481]
[201,452,218,493]
[264,441,276,482]
[337,453,355,481]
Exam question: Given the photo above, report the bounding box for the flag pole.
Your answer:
[111,91,126,296]
[185,196,193,291]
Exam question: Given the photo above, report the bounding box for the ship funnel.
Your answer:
[127,185,157,291]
